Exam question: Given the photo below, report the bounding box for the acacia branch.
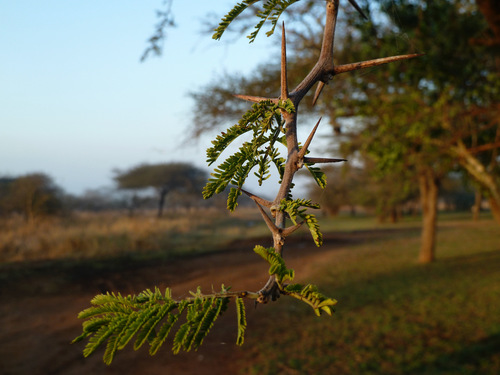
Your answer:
[465,141,500,154]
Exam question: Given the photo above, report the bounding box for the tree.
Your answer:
[113,162,206,217]
[0,173,64,222]
[74,0,419,363]
[341,0,500,261]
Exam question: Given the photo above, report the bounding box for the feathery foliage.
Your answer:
[203,99,295,211]
[73,286,247,364]
[235,297,247,346]
[254,245,295,285]
[306,163,327,189]
[279,198,323,246]
[284,283,337,316]
[213,0,300,42]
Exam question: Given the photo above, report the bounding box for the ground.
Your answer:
[0,234,341,375]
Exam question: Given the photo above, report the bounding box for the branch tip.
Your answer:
[304,157,347,164]
[333,53,423,75]
[234,94,277,103]
[348,0,368,20]
[312,82,326,106]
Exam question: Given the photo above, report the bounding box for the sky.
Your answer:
[0,1,280,195]
[1,0,339,199]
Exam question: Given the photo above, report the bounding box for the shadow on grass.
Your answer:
[413,332,500,374]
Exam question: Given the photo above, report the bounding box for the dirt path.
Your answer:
[0,233,356,375]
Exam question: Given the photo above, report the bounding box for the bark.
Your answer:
[476,0,500,44]
[418,169,439,264]
[158,188,168,218]
[488,197,500,225]
[472,189,482,221]
[453,141,500,226]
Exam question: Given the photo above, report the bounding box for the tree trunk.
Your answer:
[453,141,500,226]
[418,169,439,264]
[489,197,500,225]
[158,188,167,218]
[472,189,482,221]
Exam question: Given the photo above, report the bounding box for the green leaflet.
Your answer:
[284,284,337,317]
[252,245,336,316]
[278,198,323,246]
[253,245,294,285]
[212,0,260,41]
[149,303,185,355]
[304,213,323,247]
[235,297,247,346]
[305,164,327,189]
[248,0,300,42]
[212,0,301,43]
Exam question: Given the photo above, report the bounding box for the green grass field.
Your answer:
[240,215,500,374]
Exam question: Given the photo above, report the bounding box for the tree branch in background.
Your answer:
[141,0,175,62]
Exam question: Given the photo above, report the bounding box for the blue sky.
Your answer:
[1,1,280,195]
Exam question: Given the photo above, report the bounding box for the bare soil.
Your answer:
[0,232,358,375]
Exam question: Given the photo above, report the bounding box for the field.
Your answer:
[0,210,499,374]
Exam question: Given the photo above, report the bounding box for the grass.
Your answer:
[1,208,498,374]
[238,215,500,375]
[0,207,269,264]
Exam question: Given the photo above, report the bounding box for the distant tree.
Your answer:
[113,162,207,217]
[0,177,15,216]
[0,173,64,222]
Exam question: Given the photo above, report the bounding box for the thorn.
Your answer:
[348,0,368,20]
[246,196,279,234]
[239,188,273,208]
[234,94,277,103]
[282,221,304,237]
[333,53,424,75]
[298,117,322,160]
[281,22,289,100]
[312,82,325,106]
[304,157,347,164]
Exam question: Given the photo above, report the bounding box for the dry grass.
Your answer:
[0,207,267,263]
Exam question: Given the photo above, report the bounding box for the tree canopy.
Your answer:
[113,162,207,217]
[0,173,65,222]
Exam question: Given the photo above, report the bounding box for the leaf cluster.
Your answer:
[203,99,295,211]
[72,286,246,365]
[254,245,336,315]
[213,0,300,42]
[279,198,323,246]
